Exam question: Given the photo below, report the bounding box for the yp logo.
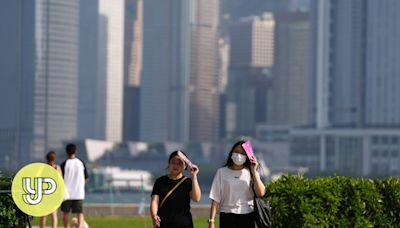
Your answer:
[22,177,57,205]
[12,163,65,217]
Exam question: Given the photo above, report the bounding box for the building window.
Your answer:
[372,136,379,144]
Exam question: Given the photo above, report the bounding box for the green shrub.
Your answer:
[0,176,29,228]
[265,175,400,227]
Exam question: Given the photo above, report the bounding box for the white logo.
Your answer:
[22,177,57,205]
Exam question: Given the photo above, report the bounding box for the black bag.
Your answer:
[253,194,272,228]
[251,173,272,228]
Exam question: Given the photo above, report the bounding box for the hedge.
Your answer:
[1,174,400,227]
[0,176,29,228]
[265,175,400,227]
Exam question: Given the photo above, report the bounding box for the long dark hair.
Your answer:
[224,140,251,168]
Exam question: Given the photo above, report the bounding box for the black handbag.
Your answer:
[251,173,272,228]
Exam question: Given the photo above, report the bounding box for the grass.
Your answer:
[31,216,219,228]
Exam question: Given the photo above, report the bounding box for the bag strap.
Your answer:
[159,176,188,209]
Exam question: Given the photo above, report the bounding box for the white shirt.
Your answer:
[61,158,88,200]
[209,167,254,214]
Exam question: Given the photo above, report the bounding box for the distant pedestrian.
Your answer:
[39,151,62,228]
[150,151,201,228]
[60,144,89,228]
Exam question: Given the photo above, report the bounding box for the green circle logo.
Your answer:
[12,163,65,217]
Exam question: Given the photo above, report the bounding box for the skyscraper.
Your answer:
[140,0,192,142]
[218,38,230,139]
[230,14,275,68]
[227,13,275,138]
[272,12,311,126]
[290,0,400,176]
[0,0,79,168]
[99,0,125,142]
[311,0,400,128]
[79,0,100,140]
[140,0,220,143]
[79,0,125,142]
[123,0,143,141]
[189,0,220,142]
[364,0,400,127]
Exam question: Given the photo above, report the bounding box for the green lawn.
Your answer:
[31,216,219,228]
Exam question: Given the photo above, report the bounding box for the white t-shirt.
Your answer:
[61,158,88,200]
[209,166,254,214]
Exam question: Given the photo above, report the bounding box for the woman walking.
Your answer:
[208,141,265,228]
[150,150,201,228]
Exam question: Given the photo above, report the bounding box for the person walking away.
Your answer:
[39,151,62,228]
[60,144,89,228]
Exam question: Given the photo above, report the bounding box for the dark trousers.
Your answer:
[220,212,255,228]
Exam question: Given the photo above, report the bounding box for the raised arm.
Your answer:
[250,156,266,197]
[190,164,201,202]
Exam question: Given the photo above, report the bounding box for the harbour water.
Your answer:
[85,191,211,205]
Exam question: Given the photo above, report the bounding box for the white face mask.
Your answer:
[231,152,246,166]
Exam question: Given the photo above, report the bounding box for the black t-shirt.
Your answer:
[151,175,193,227]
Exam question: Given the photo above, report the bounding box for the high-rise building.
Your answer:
[140,0,192,142]
[217,38,230,94]
[272,12,311,126]
[289,0,400,177]
[226,13,275,138]
[99,0,125,142]
[189,0,220,142]
[123,0,143,141]
[218,38,230,139]
[79,0,125,142]
[364,1,400,128]
[230,14,275,68]
[140,0,220,143]
[0,0,79,168]
[79,0,100,140]
[311,0,400,128]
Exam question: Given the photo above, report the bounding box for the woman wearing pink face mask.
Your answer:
[208,141,265,228]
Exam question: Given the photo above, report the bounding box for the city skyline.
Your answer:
[1,0,400,177]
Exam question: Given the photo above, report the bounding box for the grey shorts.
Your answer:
[61,200,83,213]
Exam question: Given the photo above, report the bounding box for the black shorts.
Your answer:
[61,200,83,213]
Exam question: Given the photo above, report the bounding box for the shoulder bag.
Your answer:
[159,176,188,209]
[250,171,272,228]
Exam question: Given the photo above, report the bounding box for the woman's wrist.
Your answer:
[207,218,215,223]
[252,170,259,178]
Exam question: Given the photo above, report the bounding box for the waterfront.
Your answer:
[85,191,211,205]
